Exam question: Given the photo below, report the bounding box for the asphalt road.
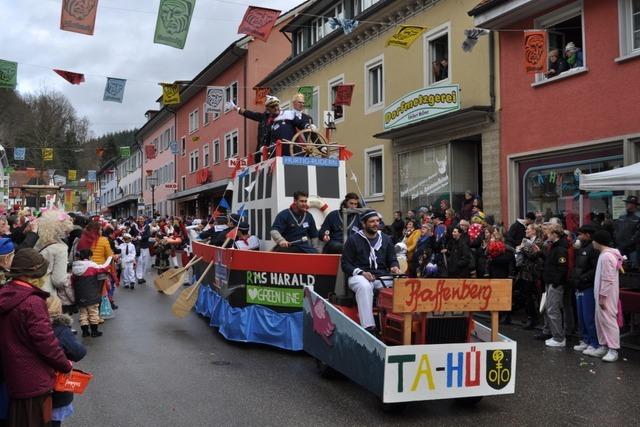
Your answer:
[68,272,640,427]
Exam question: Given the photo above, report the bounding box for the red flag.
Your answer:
[254,87,270,104]
[339,148,353,161]
[145,144,157,160]
[524,30,547,74]
[53,69,85,85]
[334,84,355,106]
[238,6,280,42]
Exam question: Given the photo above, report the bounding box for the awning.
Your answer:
[107,194,138,208]
[373,106,493,141]
[167,178,228,201]
[471,0,566,29]
[580,162,640,191]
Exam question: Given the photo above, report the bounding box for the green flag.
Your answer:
[153,0,196,49]
[0,60,18,89]
[298,86,313,108]
[119,146,131,158]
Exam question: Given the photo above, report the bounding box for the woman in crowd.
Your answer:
[443,226,473,278]
[402,220,421,274]
[412,223,435,277]
[516,223,545,329]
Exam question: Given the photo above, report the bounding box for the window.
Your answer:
[328,74,345,123]
[168,162,174,181]
[323,2,345,35]
[424,23,450,85]
[619,0,640,57]
[213,139,221,164]
[295,30,305,55]
[310,87,320,127]
[351,0,361,16]
[180,136,186,156]
[181,176,186,191]
[224,130,238,159]
[535,2,585,82]
[365,146,384,198]
[365,55,384,112]
[203,106,210,126]
[189,150,199,173]
[203,144,210,167]
[163,129,170,150]
[189,109,199,133]
[224,82,238,112]
[311,18,324,44]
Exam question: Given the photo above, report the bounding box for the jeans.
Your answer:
[576,288,598,347]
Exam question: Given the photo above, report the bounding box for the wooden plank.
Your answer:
[491,311,499,342]
[392,278,513,313]
[403,314,412,345]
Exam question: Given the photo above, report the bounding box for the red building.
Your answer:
[471,0,640,227]
[167,8,301,218]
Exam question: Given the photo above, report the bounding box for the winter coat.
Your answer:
[91,236,113,265]
[489,247,516,279]
[542,238,569,287]
[342,231,399,277]
[614,211,640,254]
[505,219,526,248]
[38,241,70,297]
[72,258,112,307]
[391,219,405,243]
[0,281,71,399]
[51,314,86,409]
[446,237,473,278]
[403,230,421,265]
[517,237,544,283]
[570,240,599,290]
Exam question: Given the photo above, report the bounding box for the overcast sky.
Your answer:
[1,0,302,138]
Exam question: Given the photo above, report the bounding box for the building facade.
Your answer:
[102,147,142,219]
[261,0,501,220]
[472,0,640,226]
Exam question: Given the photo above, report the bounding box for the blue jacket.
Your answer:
[342,231,398,277]
[271,208,319,253]
[319,210,360,244]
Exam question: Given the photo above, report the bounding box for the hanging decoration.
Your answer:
[327,17,359,35]
[43,148,54,161]
[0,60,18,89]
[53,69,85,85]
[297,86,313,108]
[237,6,280,42]
[334,84,355,106]
[524,30,547,74]
[14,147,25,161]
[219,198,230,210]
[103,77,126,103]
[244,180,256,194]
[462,28,490,52]
[145,145,157,160]
[386,25,426,49]
[68,170,77,181]
[253,87,270,104]
[205,86,224,114]
[60,0,99,36]
[87,170,97,182]
[154,0,197,49]
[119,146,131,158]
[160,83,180,104]
[170,141,179,154]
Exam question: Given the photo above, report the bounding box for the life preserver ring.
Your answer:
[307,195,329,218]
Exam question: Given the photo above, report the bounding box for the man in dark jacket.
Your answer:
[505,212,536,248]
[571,225,600,353]
[342,210,400,334]
[390,211,405,244]
[541,224,569,347]
[614,196,640,268]
[319,193,361,254]
[0,248,72,426]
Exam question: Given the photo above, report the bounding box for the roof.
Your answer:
[468,0,510,16]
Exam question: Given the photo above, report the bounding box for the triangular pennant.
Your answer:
[219,198,230,210]
[244,181,256,193]
[225,180,234,192]
[53,69,85,84]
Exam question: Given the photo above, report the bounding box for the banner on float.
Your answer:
[383,85,460,131]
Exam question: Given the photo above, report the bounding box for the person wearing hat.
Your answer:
[614,195,640,269]
[341,210,400,334]
[0,248,72,426]
[590,230,622,362]
[233,222,260,250]
[199,213,228,245]
[0,238,15,285]
[118,233,137,289]
[131,216,153,285]
[271,191,319,254]
[564,41,583,68]
[212,214,241,247]
[570,224,601,354]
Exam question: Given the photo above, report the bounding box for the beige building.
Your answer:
[260,0,501,221]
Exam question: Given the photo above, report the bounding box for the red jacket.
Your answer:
[0,281,71,398]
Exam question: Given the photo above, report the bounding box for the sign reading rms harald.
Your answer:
[383,85,460,131]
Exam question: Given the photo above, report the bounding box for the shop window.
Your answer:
[424,24,450,85]
[365,146,384,198]
[619,0,640,57]
[365,55,384,113]
[522,156,623,231]
[535,2,585,82]
[328,74,345,123]
[213,139,221,164]
[203,144,209,167]
[224,82,238,112]
[189,109,199,133]
[189,150,199,173]
[225,130,238,159]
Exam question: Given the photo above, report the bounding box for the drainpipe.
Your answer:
[489,31,496,117]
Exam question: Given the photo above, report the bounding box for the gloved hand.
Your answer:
[225,101,238,111]
[306,123,318,132]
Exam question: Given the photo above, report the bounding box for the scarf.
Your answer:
[567,53,577,66]
[356,230,382,270]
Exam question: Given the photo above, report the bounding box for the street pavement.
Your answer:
[68,271,640,427]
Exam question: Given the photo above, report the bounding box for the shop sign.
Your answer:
[383,341,516,403]
[228,157,248,169]
[164,182,178,189]
[383,85,460,131]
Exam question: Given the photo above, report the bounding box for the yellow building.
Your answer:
[260,0,501,221]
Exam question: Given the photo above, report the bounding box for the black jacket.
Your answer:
[505,220,526,248]
[614,212,640,254]
[446,237,472,278]
[342,232,398,277]
[489,248,516,279]
[542,238,569,287]
[51,314,87,409]
[570,240,599,290]
[391,219,405,243]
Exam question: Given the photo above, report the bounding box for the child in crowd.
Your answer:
[72,249,112,337]
[117,234,136,289]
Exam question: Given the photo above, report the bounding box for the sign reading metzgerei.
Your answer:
[383,85,460,131]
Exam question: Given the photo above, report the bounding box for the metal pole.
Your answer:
[152,184,155,217]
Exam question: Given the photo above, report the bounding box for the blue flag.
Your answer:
[237,204,246,220]
[103,77,126,103]
[87,170,97,182]
[219,198,230,210]
[14,147,25,161]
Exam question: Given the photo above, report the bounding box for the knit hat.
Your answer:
[8,248,49,278]
[0,238,14,255]
[592,230,612,246]
[577,224,596,235]
[360,210,381,222]
[565,42,578,53]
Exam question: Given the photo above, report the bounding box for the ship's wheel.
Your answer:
[288,129,332,158]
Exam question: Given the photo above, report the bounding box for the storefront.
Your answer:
[107,195,139,219]
[168,179,228,219]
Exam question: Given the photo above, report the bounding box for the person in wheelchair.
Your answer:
[341,210,401,335]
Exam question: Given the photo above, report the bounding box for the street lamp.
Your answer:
[145,169,158,217]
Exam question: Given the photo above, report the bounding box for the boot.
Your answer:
[90,324,103,337]
[81,325,90,337]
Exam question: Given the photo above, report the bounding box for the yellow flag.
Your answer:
[386,25,427,49]
[160,83,180,105]
[68,170,77,181]
[43,148,54,161]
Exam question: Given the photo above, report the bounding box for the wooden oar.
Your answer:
[154,256,202,292]
[171,260,215,318]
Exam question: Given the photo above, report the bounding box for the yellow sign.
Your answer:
[392,278,512,313]
[160,83,180,105]
[43,148,54,161]
[68,170,76,181]
[386,25,426,49]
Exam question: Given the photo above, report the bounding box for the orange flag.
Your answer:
[254,87,270,104]
[60,0,99,36]
[524,30,547,74]
[238,6,280,42]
